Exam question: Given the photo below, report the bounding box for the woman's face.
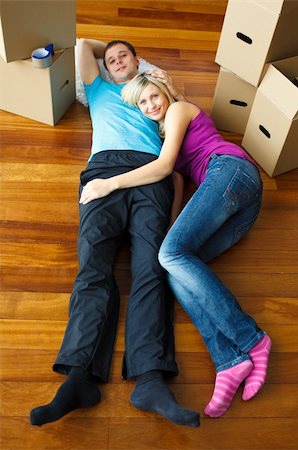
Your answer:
[137,83,169,122]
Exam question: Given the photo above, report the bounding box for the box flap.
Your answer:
[259,58,298,119]
[272,55,298,76]
[252,0,288,15]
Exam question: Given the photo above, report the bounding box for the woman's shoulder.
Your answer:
[168,101,200,118]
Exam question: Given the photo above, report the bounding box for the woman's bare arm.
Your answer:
[79,102,199,205]
[170,171,184,225]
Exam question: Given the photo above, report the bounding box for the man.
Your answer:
[30,38,199,428]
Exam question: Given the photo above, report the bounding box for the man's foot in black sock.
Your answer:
[130,370,200,427]
[30,367,101,426]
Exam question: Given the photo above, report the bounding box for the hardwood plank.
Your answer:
[77,5,225,32]
[3,416,296,450]
[0,123,91,151]
[0,221,79,244]
[214,273,298,298]
[76,0,228,20]
[0,417,109,450]
[1,382,297,419]
[0,243,77,268]
[1,163,83,182]
[0,101,90,131]
[1,267,297,297]
[1,292,298,324]
[77,23,221,51]
[1,320,297,353]
[0,201,78,224]
[276,169,298,190]
[0,350,297,384]
[108,417,298,450]
[1,242,297,273]
[117,9,224,31]
[0,144,89,165]
[3,193,297,227]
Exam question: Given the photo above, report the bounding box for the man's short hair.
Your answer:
[103,40,137,69]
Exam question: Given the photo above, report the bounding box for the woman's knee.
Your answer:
[158,237,178,269]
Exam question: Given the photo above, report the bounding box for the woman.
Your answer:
[79,72,272,418]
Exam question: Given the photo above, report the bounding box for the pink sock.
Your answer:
[242,335,272,401]
[204,359,253,418]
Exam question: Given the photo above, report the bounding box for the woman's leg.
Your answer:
[167,273,253,418]
[159,156,265,359]
[159,156,270,414]
[167,273,251,371]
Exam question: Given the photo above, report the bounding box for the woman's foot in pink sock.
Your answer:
[242,335,272,401]
[204,359,253,418]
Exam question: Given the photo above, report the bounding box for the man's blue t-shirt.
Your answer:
[84,75,162,158]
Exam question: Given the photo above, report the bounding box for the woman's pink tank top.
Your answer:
[174,109,254,186]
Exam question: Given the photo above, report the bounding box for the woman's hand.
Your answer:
[79,178,115,204]
[147,69,186,101]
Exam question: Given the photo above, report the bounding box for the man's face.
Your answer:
[104,43,139,84]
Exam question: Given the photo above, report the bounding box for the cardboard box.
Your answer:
[0,47,76,125]
[0,0,76,62]
[242,56,298,177]
[211,67,257,134]
[215,0,298,86]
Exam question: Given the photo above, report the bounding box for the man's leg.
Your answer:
[30,172,129,426]
[126,178,199,427]
[30,367,101,426]
[54,186,127,378]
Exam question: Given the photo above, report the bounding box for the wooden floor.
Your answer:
[1,1,298,449]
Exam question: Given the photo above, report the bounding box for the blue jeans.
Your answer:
[159,155,265,372]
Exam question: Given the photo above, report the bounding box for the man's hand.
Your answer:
[79,178,115,205]
[147,69,186,101]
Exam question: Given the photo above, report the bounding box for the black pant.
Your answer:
[54,150,178,381]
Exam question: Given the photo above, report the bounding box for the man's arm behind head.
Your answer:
[78,38,106,85]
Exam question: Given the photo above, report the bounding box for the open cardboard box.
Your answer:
[215,0,298,87]
[0,47,76,125]
[0,0,76,62]
[242,56,298,177]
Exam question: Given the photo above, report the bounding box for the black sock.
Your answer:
[30,366,101,426]
[130,370,200,427]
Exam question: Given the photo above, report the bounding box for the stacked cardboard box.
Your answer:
[0,0,76,125]
[242,56,298,177]
[211,0,298,176]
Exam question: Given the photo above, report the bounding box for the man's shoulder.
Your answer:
[84,74,103,88]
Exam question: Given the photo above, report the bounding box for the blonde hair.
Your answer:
[122,72,175,138]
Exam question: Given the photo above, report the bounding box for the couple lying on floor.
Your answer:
[30,38,271,428]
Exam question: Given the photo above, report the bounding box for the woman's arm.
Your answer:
[170,171,184,225]
[79,102,198,205]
